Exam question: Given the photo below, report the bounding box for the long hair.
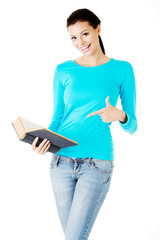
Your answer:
[66,8,105,55]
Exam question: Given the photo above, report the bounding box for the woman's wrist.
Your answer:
[119,110,127,123]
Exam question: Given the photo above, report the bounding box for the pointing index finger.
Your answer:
[87,110,102,118]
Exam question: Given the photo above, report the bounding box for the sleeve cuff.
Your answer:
[119,113,128,124]
[119,112,130,127]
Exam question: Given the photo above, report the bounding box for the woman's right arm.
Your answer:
[32,65,65,155]
[48,65,65,132]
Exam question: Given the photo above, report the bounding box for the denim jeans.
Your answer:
[50,154,115,240]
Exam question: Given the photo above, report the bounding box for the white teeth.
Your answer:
[81,44,90,50]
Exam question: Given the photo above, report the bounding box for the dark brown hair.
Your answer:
[66,8,105,54]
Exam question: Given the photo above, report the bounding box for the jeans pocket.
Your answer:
[88,158,113,173]
[50,154,57,169]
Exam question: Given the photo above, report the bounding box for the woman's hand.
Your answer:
[32,137,51,155]
[87,96,126,123]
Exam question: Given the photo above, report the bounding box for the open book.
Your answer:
[12,116,78,153]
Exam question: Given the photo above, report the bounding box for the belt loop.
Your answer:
[73,159,76,166]
[88,157,93,165]
[55,155,60,167]
[112,160,115,167]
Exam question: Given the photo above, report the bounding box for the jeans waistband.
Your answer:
[55,154,115,165]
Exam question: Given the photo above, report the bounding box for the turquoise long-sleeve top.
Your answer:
[48,58,137,160]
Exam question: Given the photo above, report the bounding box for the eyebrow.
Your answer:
[70,29,89,37]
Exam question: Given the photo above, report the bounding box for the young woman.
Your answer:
[32,8,137,240]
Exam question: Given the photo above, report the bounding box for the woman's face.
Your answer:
[67,21,101,55]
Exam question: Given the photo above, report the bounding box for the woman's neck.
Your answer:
[76,55,111,67]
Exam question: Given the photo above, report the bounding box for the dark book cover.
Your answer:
[12,116,78,154]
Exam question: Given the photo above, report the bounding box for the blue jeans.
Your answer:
[50,154,115,240]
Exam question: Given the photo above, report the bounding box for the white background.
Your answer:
[0,0,160,239]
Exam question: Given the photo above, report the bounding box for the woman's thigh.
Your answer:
[64,158,114,240]
[50,154,77,234]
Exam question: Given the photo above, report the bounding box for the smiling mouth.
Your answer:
[81,44,91,50]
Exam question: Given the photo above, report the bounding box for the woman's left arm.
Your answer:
[118,62,137,134]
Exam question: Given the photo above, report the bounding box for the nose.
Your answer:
[78,36,85,47]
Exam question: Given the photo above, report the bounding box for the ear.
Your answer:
[97,24,101,35]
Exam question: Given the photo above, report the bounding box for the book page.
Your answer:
[20,117,43,131]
